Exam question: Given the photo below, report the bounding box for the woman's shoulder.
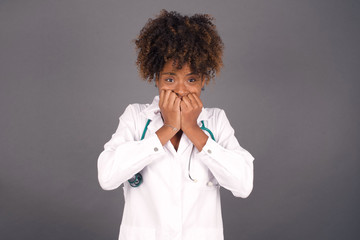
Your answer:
[125,102,150,113]
[203,106,227,120]
[121,96,159,118]
[118,102,151,121]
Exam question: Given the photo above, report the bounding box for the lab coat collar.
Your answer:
[140,95,214,123]
[140,96,162,120]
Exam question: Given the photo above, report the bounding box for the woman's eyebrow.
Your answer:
[186,72,197,76]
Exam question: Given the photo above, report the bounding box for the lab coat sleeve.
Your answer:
[198,109,255,198]
[97,104,165,190]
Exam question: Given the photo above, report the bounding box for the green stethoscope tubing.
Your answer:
[128,119,215,187]
[127,119,151,187]
[200,120,215,141]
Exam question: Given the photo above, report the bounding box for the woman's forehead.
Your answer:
[161,60,193,74]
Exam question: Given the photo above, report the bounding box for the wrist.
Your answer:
[156,125,178,146]
[182,124,208,152]
[163,123,179,132]
[182,123,200,134]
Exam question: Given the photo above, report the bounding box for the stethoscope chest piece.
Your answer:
[128,173,143,187]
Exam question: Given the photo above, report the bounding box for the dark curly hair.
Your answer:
[134,9,224,84]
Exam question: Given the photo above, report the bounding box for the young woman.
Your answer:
[97,9,255,240]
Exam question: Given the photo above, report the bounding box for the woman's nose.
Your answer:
[175,83,188,97]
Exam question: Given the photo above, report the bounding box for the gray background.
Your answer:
[1,0,359,239]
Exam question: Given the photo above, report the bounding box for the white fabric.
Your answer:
[97,95,255,240]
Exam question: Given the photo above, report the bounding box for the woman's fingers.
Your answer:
[160,89,180,125]
[161,92,202,115]
[187,94,200,109]
[182,94,202,109]
[181,95,192,110]
[160,90,181,129]
[174,97,181,110]
[192,94,203,106]
[159,89,165,106]
[168,91,178,109]
[179,94,203,132]
[162,90,172,108]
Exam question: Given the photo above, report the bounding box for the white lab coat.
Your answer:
[97,95,255,240]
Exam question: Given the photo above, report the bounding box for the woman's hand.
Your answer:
[159,89,181,130]
[180,93,203,133]
[180,93,208,151]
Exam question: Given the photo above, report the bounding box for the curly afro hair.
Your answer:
[134,9,224,84]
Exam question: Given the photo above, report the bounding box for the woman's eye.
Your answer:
[165,78,174,82]
[188,78,197,83]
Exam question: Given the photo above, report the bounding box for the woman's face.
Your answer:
[155,60,205,98]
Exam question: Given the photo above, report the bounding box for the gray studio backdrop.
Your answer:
[1,0,359,239]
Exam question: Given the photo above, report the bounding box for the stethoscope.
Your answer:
[128,119,215,187]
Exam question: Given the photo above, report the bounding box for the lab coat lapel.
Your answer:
[197,107,213,123]
[147,114,163,134]
[177,133,192,154]
[140,96,163,135]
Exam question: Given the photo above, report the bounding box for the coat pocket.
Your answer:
[119,225,156,240]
